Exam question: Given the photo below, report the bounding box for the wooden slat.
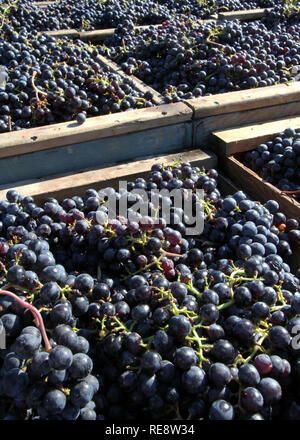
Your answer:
[0,122,192,185]
[79,24,162,42]
[48,20,217,42]
[0,102,192,160]
[47,26,162,42]
[79,28,117,42]
[0,149,217,203]
[130,75,164,105]
[187,83,300,119]
[33,1,56,7]
[43,29,80,38]
[193,100,300,149]
[222,156,300,220]
[212,115,300,156]
[218,8,271,21]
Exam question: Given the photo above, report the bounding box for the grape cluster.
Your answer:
[262,3,300,31]
[0,27,155,133]
[1,323,99,420]
[101,14,300,101]
[243,127,300,203]
[0,157,300,419]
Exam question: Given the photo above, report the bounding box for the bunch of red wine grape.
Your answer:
[100,11,300,102]
[0,27,155,133]
[0,154,300,420]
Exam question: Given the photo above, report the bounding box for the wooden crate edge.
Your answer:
[0,149,217,202]
[188,83,300,119]
[222,156,300,220]
[0,101,192,160]
[211,115,300,156]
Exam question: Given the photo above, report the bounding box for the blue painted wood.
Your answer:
[0,122,192,185]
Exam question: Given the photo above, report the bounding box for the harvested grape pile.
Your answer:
[1,157,300,420]
[157,0,281,13]
[0,0,289,33]
[0,0,172,32]
[100,14,300,102]
[243,127,300,203]
[0,28,155,133]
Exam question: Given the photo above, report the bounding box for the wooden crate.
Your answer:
[87,55,300,148]
[221,156,300,272]
[0,148,217,203]
[222,155,300,219]
[211,116,300,220]
[212,117,300,271]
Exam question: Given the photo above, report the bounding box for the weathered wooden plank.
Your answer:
[0,149,217,202]
[43,29,80,38]
[0,122,193,185]
[79,28,117,42]
[48,20,217,42]
[0,102,192,160]
[218,8,271,21]
[79,25,163,42]
[212,116,300,156]
[187,83,300,119]
[33,1,56,7]
[193,100,300,150]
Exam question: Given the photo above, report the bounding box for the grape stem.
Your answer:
[243,334,268,364]
[186,281,202,300]
[217,299,235,310]
[187,327,212,366]
[0,288,52,352]
[122,249,182,280]
[31,71,48,109]
[160,249,183,258]
[281,189,300,194]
